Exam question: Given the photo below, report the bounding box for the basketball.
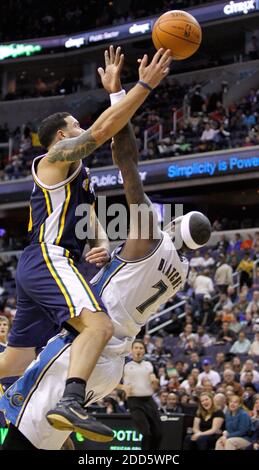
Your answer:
[152,10,202,60]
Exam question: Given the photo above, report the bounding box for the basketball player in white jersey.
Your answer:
[0,50,211,450]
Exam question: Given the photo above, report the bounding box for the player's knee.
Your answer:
[0,352,11,377]
[94,317,114,342]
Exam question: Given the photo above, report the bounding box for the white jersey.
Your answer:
[91,230,189,356]
[0,230,189,450]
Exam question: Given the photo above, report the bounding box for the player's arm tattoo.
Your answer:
[47,129,98,163]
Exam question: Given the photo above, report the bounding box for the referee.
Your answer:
[119,339,162,450]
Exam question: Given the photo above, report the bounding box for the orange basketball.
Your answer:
[152,10,202,60]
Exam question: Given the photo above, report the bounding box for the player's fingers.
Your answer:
[87,255,109,264]
[118,53,124,71]
[114,46,121,65]
[138,54,148,69]
[151,48,164,65]
[159,49,172,66]
[109,45,115,63]
[87,246,107,256]
[162,67,170,75]
[97,67,105,79]
[104,49,110,67]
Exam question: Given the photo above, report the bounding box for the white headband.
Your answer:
[180,211,205,249]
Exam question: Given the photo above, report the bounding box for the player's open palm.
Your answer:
[98,45,124,94]
[138,48,172,89]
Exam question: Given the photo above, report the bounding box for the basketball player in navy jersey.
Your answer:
[0,46,172,440]
[0,48,211,450]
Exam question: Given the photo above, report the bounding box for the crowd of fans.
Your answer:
[0,229,259,449]
[0,1,210,42]
[0,81,258,180]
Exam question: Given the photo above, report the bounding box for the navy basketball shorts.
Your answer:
[8,243,107,348]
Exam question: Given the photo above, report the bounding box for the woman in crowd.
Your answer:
[183,392,225,450]
[215,395,252,450]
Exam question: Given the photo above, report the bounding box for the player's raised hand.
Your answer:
[138,48,172,89]
[98,45,124,94]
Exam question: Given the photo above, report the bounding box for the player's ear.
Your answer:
[56,129,67,141]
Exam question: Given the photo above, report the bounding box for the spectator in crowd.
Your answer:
[197,359,221,388]
[0,315,9,344]
[230,331,251,355]
[240,359,259,385]
[215,235,229,254]
[214,293,233,313]
[157,389,169,413]
[193,269,214,307]
[237,252,254,288]
[193,325,212,348]
[213,393,228,413]
[214,255,233,293]
[249,332,259,356]
[221,369,243,397]
[164,393,183,414]
[216,321,237,344]
[243,383,258,410]
[215,395,252,450]
[183,392,224,450]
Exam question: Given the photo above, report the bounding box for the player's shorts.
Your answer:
[0,330,124,450]
[8,243,107,348]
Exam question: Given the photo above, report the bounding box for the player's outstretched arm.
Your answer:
[46,47,171,164]
[112,121,161,260]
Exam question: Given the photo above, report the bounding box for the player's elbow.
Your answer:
[92,123,113,146]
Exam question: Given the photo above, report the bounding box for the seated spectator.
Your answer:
[167,375,181,393]
[198,359,221,388]
[201,378,214,393]
[240,359,259,385]
[193,325,212,348]
[216,321,237,344]
[249,332,259,356]
[215,395,252,450]
[183,392,224,450]
[230,331,251,355]
[228,313,243,335]
[246,291,259,318]
[189,250,205,268]
[157,389,169,413]
[158,366,169,388]
[243,383,258,410]
[179,324,196,349]
[232,356,242,380]
[202,251,215,269]
[221,369,243,397]
[0,315,10,344]
[214,393,228,413]
[164,393,183,414]
[180,374,198,396]
[246,396,259,450]
[213,352,226,374]
[186,352,202,374]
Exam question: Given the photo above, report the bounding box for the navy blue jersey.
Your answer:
[28,156,96,261]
